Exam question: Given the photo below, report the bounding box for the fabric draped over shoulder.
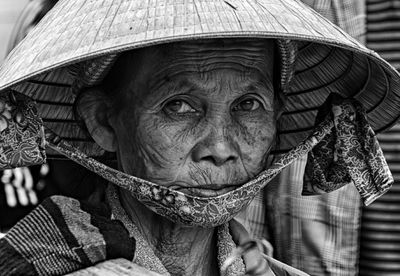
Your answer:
[0,195,135,276]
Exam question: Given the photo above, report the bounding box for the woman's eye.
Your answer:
[164,100,197,114]
[233,99,262,112]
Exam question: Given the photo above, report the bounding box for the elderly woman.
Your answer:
[0,0,399,275]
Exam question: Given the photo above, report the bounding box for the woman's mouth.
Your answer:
[169,184,238,197]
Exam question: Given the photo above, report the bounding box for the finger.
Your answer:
[229,220,273,275]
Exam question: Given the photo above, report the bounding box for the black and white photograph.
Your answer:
[0,0,399,275]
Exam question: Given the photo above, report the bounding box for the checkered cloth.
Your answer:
[238,155,362,276]
[266,156,362,276]
[301,0,366,43]
[236,1,366,275]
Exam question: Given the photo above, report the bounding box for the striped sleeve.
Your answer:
[0,238,36,276]
[0,195,135,276]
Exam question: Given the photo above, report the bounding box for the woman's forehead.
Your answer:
[112,39,275,93]
[148,39,275,74]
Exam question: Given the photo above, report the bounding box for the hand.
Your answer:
[228,219,275,276]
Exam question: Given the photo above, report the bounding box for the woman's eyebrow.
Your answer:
[149,73,274,100]
[149,78,200,100]
[242,80,274,98]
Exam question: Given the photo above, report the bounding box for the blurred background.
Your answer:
[0,0,29,62]
[0,0,99,234]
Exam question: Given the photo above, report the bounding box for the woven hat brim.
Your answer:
[1,0,400,157]
[276,41,400,153]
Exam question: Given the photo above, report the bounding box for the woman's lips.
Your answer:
[169,184,238,197]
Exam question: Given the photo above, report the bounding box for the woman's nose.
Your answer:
[191,137,239,167]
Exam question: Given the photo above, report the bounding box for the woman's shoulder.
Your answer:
[0,195,135,276]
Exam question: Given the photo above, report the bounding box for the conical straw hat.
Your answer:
[0,0,399,158]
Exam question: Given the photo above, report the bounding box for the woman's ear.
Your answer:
[76,87,117,152]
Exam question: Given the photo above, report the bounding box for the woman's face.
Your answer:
[107,40,280,197]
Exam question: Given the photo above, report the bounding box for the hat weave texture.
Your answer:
[0,0,399,157]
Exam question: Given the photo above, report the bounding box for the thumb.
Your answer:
[229,219,274,276]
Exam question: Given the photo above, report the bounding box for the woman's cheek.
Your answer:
[138,116,197,164]
[240,122,275,169]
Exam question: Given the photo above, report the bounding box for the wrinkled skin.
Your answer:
[106,39,279,196]
[79,39,279,276]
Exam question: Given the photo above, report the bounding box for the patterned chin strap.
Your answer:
[0,90,393,227]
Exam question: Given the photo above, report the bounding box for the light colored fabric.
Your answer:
[301,0,366,43]
[239,2,367,275]
[240,155,362,276]
[240,158,362,276]
[265,158,362,276]
[236,192,269,240]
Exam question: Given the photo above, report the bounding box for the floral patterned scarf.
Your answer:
[0,90,393,227]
